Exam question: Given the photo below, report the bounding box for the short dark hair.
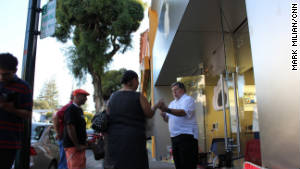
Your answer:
[171,82,186,92]
[121,70,138,84]
[0,53,18,71]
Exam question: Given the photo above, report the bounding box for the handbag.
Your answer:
[91,110,108,132]
[91,136,105,160]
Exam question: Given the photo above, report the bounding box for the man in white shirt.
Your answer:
[160,82,198,169]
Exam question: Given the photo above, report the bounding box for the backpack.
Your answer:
[91,110,108,132]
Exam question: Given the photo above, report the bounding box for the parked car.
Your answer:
[30,122,60,169]
[86,129,101,148]
[86,129,95,142]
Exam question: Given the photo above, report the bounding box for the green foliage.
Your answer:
[33,99,50,109]
[34,79,59,110]
[102,68,126,99]
[55,0,144,79]
[54,0,144,111]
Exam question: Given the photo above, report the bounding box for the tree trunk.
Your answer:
[91,71,104,113]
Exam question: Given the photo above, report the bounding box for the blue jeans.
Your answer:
[58,140,68,169]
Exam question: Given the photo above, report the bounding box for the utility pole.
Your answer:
[15,0,41,168]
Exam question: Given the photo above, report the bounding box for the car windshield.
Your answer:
[31,124,46,140]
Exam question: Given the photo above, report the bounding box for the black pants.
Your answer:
[171,134,198,169]
[0,149,17,169]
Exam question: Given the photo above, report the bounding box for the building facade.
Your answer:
[142,0,300,168]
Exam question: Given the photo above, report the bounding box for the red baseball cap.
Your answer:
[73,89,90,96]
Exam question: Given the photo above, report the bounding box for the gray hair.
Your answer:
[171,82,186,92]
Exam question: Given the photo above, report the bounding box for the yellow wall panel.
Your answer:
[204,85,231,152]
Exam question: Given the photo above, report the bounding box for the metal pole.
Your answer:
[16,0,41,168]
[220,74,229,152]
[232,72,241,155]
[22,0,40,83]
[225,73,233,139]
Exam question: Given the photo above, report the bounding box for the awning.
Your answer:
[153,0,247,86]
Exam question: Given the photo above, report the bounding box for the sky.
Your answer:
[0,0,150,111]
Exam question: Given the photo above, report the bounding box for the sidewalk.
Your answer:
[149,159,175,169]
[86,150,175,169]
[86,149,244,169]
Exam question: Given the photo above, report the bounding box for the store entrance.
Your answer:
[202,1,260,167]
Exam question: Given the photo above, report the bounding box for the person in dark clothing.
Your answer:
[0,53,33,169]
[104,70,161,169]
[63,89,89,169]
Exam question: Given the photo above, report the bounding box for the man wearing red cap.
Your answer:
[63,89,89,169]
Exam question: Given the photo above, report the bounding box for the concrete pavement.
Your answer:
[149,159,175,169]
[85,150,245,169]
[86,150,175,169]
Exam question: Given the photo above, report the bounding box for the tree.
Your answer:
[102,68,126,99]
[33,99,50,109]
[54,0,144,112]
[34,79,59,110]
[45,112,54,121]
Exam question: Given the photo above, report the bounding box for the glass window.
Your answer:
[31,125,45,140]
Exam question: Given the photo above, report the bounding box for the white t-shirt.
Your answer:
[166,94,199,139]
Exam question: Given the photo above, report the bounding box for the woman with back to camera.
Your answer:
[104,70,161,169]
